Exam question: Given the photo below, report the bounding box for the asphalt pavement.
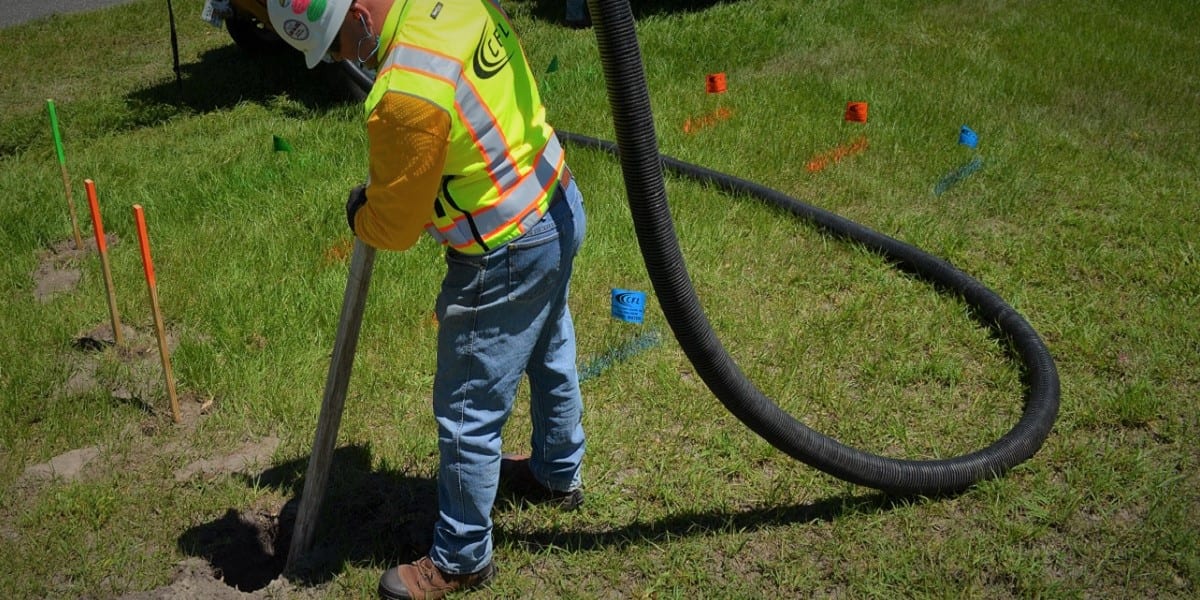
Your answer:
[2,0,138,28]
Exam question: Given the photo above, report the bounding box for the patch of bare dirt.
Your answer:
[18,320,213,489]
[62,322,202,425]
[114,558,257,599]
[31,235,118,302]
[112,554,323,600]
[20,445,102,482]
[174,436,281,482]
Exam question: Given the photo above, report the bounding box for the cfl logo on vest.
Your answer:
[473,21,512,79]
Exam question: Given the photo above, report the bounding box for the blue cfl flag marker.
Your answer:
[959,125,979,149]
[611,289,646,324]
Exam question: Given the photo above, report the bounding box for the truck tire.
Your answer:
[225,15,288,54]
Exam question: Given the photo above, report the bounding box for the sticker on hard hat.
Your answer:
[306,0,327,20]
[289,0,327,20]
[283,20,310,41]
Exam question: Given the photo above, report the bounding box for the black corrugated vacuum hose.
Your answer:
[582,0,1058,495]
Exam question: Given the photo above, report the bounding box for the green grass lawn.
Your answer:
[1,0,1197,597]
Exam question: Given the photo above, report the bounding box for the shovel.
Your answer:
[285,238,376,575]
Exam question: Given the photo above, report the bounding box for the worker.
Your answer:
[266,1,587,598]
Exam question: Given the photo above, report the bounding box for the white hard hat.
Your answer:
[267,0,354,69]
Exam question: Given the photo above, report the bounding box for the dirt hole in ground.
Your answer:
[173,456,439,596]
[116,498,318,599]
[182,505,293,593]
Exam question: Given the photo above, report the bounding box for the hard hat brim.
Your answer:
[303,7,350,69]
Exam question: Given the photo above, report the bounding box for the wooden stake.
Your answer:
[46,100,84,250]
[84,180,124,346]
[285,238,376,575]
[132,205,180,423]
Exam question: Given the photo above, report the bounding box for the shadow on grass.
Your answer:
[178,442,918,593]
[2,43,359,158]
[500,491,914,555]
[123,44,359,128]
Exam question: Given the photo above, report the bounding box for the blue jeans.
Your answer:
[429,179,586,574]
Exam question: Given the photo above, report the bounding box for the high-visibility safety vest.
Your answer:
[366,0,565,255]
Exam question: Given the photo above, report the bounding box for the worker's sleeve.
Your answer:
[354,91,451,251]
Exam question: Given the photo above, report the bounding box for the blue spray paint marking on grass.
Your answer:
[578,328,663,383]
[934,155,984,196]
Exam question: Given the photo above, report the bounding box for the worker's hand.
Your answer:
[346,184,367,233]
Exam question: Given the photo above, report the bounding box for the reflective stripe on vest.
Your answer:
[425,134,563,251]
[372,21,562,254]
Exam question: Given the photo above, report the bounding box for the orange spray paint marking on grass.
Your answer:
[324,237,354,265]
[806,135,869,173]
[84,179,124,346]
[133,204,181,423]
[683,106,733,134]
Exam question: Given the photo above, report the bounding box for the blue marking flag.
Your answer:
[611,288,646,324]
[958,125,979,149]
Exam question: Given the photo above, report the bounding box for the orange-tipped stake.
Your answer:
[84,180,123,346]
[133,205,180,423]
[46,100,84,249]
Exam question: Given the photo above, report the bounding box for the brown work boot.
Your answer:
[499,453,584,511]
[378,556,495,600]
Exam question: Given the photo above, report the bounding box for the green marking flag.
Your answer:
[273,135,293,153]
[46,99,66,166]
[546,56,560,74]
